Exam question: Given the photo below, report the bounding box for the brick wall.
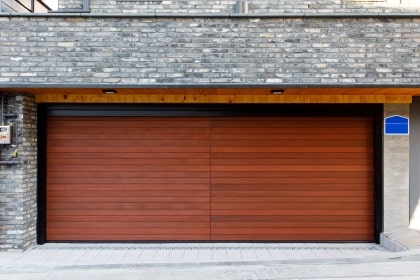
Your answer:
[0,93,37,251]
[56,0,420,14]
[0,16,419,86]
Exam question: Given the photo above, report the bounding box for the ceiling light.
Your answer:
[102,89,117,94]
[271,89,285,95]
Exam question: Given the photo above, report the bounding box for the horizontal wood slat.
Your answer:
[211,171,372,177]
[46,116,374,242]
[48,152,209,159]
[212,152,372,159]
[47,202,209,210]
[210,235,374,241]
[212,215,373,222]
[48,221,209,228]
[45,235,211,241]
[47,215,210,222]
[47,183,210,191]
[211,221,372,228]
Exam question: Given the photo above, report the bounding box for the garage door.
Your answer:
[46,116,374,241]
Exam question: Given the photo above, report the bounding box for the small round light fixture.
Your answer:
[102,89,117,95]
[271,89,285,95]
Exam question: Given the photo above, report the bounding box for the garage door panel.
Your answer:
[212,191,372,200]
[212,221,373,228]
[47,158,210,169]
[48,221,210,229]
[211,127,371,134]
[48,215,211,223]
[47,235,211,241]
[48,127,211,135]
[46,117,211,241]
[211,209,372,216]
[48,196,210,203]
[48,196,210,204]
[211,133,371,141]
[211,235,374,241]
[48,171,210,178]
[211,203,372,210]
[47,190,209,197]
[211,158,373,166]
[47,183,210,192]
[48,209,210,216]
[46,115,374,242]
[48,227,210,235]
[211,228,373,235]
[48,139,210,147]
[212,183,372,192]
[210,117,371,127]
[49,132,210,140]
[211,177,373,184]
[211,139,372,147]
[210,117,373,241]
[212,215,373,222]
[48,118,210,128]
[212,152,373,159]
[211,146,373,153]
[47,177,210,184]
[48,146,209,153]
[212,171,372,177]
[212,196,372,203]
[48,152,210,160]
[212,165,373,173]
[47,202,210,211]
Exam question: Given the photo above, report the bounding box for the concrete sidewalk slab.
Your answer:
[1,244,420,280]
[1,249,420,280]
[382,229,420,251]
[0,242,406,271]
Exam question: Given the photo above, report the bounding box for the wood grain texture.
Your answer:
[46,117,211,241]
[209,117,374,241]
[46,116,374,242]
[3,85,414,105]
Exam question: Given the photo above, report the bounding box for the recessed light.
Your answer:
[102,89,117,94]
[271,89,285,95]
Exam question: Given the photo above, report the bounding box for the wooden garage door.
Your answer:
[46,116,374,241]
[46,117,211,241]
[210,117,374,241]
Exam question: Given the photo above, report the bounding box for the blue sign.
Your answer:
[384,115,409,135]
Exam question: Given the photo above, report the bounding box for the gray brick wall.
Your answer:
[54,0,420,14]
[0,16,419,86]
[59,0,83,10]
[0,93,37,251]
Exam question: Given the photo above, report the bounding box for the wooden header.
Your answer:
[2,87,418,104]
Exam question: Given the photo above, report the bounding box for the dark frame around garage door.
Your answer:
[37,103,383,244]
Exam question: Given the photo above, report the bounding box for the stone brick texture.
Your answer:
[0,94,37,251]
[56,0,420,14]
[0,16,419,86]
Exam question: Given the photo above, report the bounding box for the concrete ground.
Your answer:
[1,243,420,279]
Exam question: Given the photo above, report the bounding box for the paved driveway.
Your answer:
[1,243,420,279]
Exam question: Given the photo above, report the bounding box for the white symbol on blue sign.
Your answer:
[384,115,409,135]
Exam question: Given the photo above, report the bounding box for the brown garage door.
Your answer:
[210,117,374,241]
[46,117,211,241]
[46,116,374,241]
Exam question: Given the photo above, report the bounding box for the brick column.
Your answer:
[0,93,37,251]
